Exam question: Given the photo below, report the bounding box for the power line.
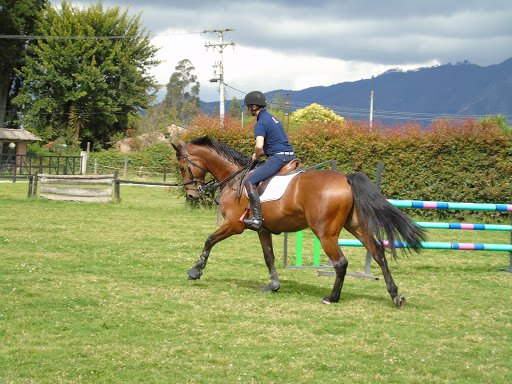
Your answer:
[0,34,137,40]
[224,83,246,96]
[265,94,512,121]
[0,30,208,40]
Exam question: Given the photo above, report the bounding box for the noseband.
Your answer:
[177,145,209,193]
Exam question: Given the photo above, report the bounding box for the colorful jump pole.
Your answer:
[338,239,512,252]
[293,233,324,268]
[388,199,512,212]
[292,198,512,273]
[416,222,512,231]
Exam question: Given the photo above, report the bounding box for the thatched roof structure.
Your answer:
[0,128,41,142]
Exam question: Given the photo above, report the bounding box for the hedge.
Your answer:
[184,115,512,221]
[89,142,177,175]
[87,114,511,221]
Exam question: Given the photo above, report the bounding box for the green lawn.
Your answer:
[1,182,511,383]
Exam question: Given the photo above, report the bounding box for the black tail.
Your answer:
[347,173,427,259]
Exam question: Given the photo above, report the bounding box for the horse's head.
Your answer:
[172,140,208,200]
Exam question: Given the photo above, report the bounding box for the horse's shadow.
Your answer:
[197,275,397,307]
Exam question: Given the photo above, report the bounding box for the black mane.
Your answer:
[190,136,251,167]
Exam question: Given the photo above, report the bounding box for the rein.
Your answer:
[209,161,255,204]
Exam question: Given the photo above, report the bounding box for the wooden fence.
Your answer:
[33,173,118,203]
[0,154,82,177]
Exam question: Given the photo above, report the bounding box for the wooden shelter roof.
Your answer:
[0,128,41,142]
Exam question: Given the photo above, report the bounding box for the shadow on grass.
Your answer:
[194,276,402,307]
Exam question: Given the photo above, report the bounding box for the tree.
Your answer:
[12,0,160,147]
[163,59,200,125]
[290,103,344,126]
[0,0,48,128]
[228,96,241,119]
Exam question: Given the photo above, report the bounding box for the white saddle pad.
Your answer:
[246,170,304,203]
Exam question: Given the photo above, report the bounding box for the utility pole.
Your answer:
[205,29,235,121]
[369,90,374,130]
[282,94,291,132]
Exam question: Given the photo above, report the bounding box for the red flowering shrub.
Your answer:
[182,115,512,220]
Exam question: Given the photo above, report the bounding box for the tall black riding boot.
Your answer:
[244,183,263,230]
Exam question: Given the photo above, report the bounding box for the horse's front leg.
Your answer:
[187,223,238,280]
[258,231,281,293]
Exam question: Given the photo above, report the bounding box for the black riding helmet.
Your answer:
[243,91,267,107]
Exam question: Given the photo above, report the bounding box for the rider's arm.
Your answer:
[253,136,265,161]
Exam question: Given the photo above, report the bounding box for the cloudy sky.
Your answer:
[60,0,512,102]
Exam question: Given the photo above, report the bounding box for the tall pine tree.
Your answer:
[228,96,242,119]
[163,59,200,126]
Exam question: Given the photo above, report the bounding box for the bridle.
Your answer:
[176,144,210,194]
[177,144,256,203]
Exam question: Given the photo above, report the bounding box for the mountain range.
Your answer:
[201,58,512,125]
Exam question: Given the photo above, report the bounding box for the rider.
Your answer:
[243,91,295,230]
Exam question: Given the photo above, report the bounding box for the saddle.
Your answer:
[253,158,303,195]
[239,159,304,228]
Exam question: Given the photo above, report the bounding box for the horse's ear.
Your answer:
[172,140,185,154]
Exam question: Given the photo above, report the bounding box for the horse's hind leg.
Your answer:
[258,231,281,293]
[316,235,349,304]
[345,224,405,309]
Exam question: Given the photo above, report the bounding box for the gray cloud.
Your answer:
[57,0,512,100]
[84,0,512,66]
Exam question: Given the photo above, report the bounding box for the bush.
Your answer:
[87,114,512,220]
[182,115,512,221]
[290,103,344,126]
[89,142,177,176]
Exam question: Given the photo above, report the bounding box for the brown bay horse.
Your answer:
[172,136,426,308]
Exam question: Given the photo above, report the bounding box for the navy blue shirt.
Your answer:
[254,109,294,155]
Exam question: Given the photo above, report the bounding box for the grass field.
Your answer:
[1,182,511,383]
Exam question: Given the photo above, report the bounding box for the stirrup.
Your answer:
[244,217,263,229]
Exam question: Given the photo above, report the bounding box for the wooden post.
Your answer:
[114,171,120,201]
[33,171,38,197]
[80,151,88,175]
[124,157,128,178]
[12,157,16,183]
[94,158,98,174]
[27,175,33,197]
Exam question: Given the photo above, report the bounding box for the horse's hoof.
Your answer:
[187,267,202,280]
[393,295,406,309]
[321,297,332,305]
[261,284,280,293]
[261,285,272,293]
